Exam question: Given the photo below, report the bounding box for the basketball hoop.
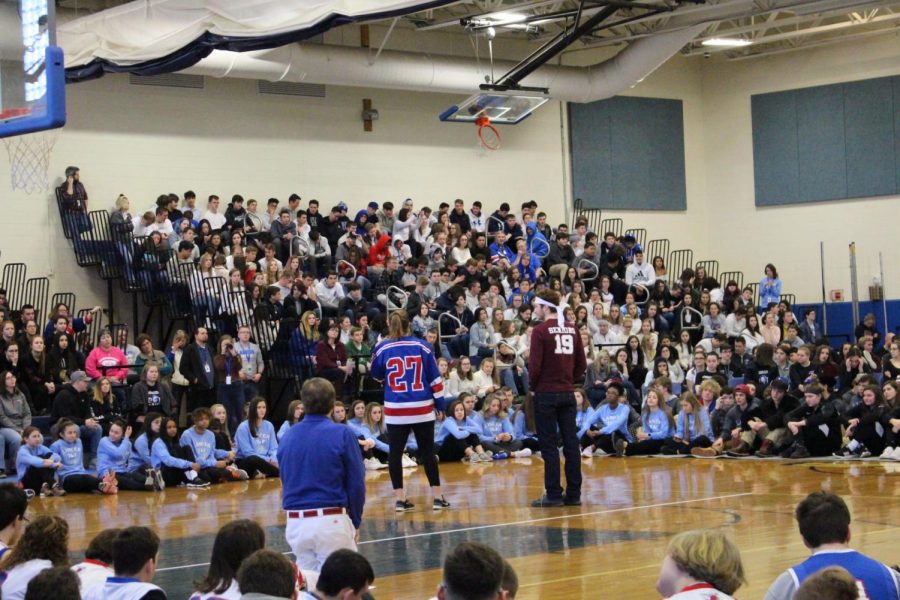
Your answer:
[475,115,501,151]
[2,123,59,194]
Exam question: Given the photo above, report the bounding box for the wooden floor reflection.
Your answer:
[30,457,900,599]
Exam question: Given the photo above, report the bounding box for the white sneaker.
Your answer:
[891,447,900,461]
[375,459,390,469]
[513,448,532,458]
[364,458,380,471]
[401,454,417,468]
[581,447,593,458]
[186,469,198,481]
[467,453,481,463]
[592,449,608,457]
[880,446,895,458]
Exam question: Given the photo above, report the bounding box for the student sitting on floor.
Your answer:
[661,393,714,455]
[151,417,210,489]
[436,400,490,463]
[833,384,890,459]
[615,388,675,457]
[349,402,391,470]
[190,519,266,600]
[277,399,304,441]
[180,407,248,483]
[15,427,64,497]
[234,397,280,479]
[0,515,70,600]
[752,379,799,457]
[578,382,632,457]
[97,420,159,491]
[511,394,540,453]
[782,384,842,458]
[49,419,116,495]
[477,393,525,458]
[693,384,761,457]
[131,412,163,473]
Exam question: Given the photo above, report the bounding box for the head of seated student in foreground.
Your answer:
[308,548,375,600]
[793,566,860,600]
[437,541,517,600]
[656,528,746,599]
[24,566,81,600]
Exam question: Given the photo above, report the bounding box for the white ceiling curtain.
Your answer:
[58,0,454,69]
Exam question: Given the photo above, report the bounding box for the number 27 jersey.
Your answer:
[370,336,443,425]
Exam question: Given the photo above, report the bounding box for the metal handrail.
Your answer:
[437,312,464,344]
[679,306,704,331]
[386,285,409,317]
[292,236,311,257]
[574,257,599,282]
[628,283,650,306]
[529,236,550,259]
[336,259,357,282]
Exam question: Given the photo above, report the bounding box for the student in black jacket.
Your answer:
[834,384,890,458]
[49,371,102,467]
[177,327,216,414]
[753,379,799,456]
[782,384,842,458]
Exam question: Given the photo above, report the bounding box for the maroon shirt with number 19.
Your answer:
[528,319,587,393]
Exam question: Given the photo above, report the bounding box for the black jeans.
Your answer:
[236,455,280,478]
[386,421,440,491]
[21,467,56,492]
[535,391,582,502]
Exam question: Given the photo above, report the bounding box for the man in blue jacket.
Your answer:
[279,377,365,572]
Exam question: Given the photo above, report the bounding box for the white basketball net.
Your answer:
[2,129,60,194]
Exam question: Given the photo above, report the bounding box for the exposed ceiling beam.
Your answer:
[725,23,900,58]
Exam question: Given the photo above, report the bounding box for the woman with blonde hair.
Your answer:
[656,528,746,599]
[370,309,447,512]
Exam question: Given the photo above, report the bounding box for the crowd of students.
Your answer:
[1,483,896,599]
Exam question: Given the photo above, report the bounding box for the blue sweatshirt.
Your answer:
[49,439,88,480]
[131,433,153,470]
[348,422,389,454]
[675,407,713,440]
[512,411,537,441]
[15,445,60,482]
[179,428,229,468]
[466,412,485,431]
[97,437,134,477]
[277,415,365,529]
[578,403,632,441]
[235,420,278,461]
[641,410,674,440]
[436,418,480,445]
[150,438,193,470]
[480,415,514,443]
[277,420,294,441]
[575,407,595,431]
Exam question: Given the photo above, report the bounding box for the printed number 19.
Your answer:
[554,335,573,355]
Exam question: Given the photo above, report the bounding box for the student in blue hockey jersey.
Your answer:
[764,491,900,600]
[512,394,540,452]
[436,400,489,463]
[277,400,303,441]
[180,407,246,484]
[97,420,157,491]
[50,419,116,494]
[370,310,448,512]
[130,412,162,473]
[478,394,526,457]
[578,382,632,456]
[662,393,714,455]
[234,397,280,479]
[615,389,676,456]
[15,426,64,496]
[151,417,210,488]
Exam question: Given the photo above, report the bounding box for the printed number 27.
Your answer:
[386,356,424,392]
[554,335,574,355]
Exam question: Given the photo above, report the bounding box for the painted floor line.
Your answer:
[156,492,752,573]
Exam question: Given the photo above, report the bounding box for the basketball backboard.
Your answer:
[439,91,549,125]
[0,0,66,138]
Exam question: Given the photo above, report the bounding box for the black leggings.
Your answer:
[236,455,280,478]
[62,473,101,493]
[622,438,667,456]
[113,470,151,491]
[386,422,440,491]
[661,435,712,454]
[482,439,523,454]
[437,433,482,463]
[21,467,56,492]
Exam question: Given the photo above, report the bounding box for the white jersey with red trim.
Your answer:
[668,583,736,599]
[370,336,442,425]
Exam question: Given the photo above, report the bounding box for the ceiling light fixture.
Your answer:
[702,38,752,47]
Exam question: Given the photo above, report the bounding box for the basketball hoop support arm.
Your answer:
[482,0,692,92]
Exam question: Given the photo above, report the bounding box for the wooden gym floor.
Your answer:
[29,457,900,599]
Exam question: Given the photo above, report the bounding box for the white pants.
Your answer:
[284,512,357,571]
